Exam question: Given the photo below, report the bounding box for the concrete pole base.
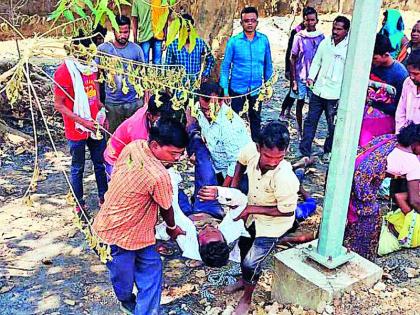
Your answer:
[271,240,383,311]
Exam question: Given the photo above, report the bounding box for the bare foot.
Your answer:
[224,279,244,294]
[234,296,251,315]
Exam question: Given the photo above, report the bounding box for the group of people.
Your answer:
[52,2,419,314]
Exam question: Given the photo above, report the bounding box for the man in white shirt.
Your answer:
[156,169,250,267]
[299,16,350,163]
[186,81,251,219]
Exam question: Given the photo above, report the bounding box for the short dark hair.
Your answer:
[241,6,258,19]
[149,117,189,148]
[258,121,290,151]
[406,50,420,70]
[72,29,93,48]
[199,241,230,268]
[200,80,222,98]
[181,13,194,26]
[303,6,317,19]
[148,92,175,117]
[374,33,393,55]
[397,123,420,147]
[115,15,130,27]
[334,16,351,30]
[94,24,107,37]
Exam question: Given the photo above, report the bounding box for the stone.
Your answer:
[324,305,334,314]
[279,310,292,315]
[64,299,76,306]
[316,300,326,313]
[373,282,386,292]
[271,240,383,311]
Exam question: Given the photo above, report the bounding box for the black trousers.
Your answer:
[299,94,338,157]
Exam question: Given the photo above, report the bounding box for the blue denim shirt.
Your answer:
[220,31,273,96]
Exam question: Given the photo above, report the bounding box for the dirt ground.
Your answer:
[1,13,420,315]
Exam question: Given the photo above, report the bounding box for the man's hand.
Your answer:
[189,153,196,165]
[234,207,250,222]
[222,176,232,187]
[292,80,298,93]
[162,41,167,51]
[306,79,314,89]
[79,119,96,131]
[166,225,186,240]
[197,186,218,201]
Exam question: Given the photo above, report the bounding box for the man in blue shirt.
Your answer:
[220,6,273,141]
[185,81,251,219]
[96,15,145,134]
[165,14,215,84]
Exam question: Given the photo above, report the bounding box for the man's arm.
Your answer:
[132,17,138,43]
[220,38,234,96]
[202,41,215,78]
[234,205,293,222]
[160,206,185,239]
[230,162,246,188]
[54,94,96,131]
[408,180,420,212]
[307,39,324,85]
[263,38,274,82]
[395,86,407,133]
[290,54,298,92]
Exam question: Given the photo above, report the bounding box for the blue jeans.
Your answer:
[299,93,338,157]
[187,132,224,219]
[238,223,279,285]
[107,244,162,315]
[140,38,163,64]
[68,138,108,206]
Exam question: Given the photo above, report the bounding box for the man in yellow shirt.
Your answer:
[229,121,300,315]
[131,0,167,64]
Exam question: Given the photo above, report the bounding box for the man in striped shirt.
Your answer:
[93,118,188,315]
[165,14,215,83]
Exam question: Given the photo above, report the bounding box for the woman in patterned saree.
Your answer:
[344,123,420,261]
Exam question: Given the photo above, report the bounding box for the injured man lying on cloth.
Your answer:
[156,168,250,267]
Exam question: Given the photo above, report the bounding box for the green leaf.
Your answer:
[155,9,169,35]
[178,19,188,51]
[72,4,87,18]
[106,8,119,31]
[188,22,198,53]
[93,9,105,27]
[169,0,177,5]
[63,9,75,21]
[166,17,180,47]
[48,9,63,21]
[83,0,95,11]
[119,0,132,5]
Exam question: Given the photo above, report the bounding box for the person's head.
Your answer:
[257,122,290,172]
[113,15,131,46]
[332,16,350,44]
[71,30,95,60]
[406,50,420,86]
[240,6,258,34]
[302,7,318,32]
[397,123,420,155]
[198,81,223,121]
[181,13,195,29]
[198,225,229,267]
[411,21,420,46]
[148,118,188,167]
[146,92,176,126]
[381,9,404,32]
[92,24,107,46]
[372,33,394,67]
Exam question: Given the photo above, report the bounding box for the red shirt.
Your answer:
[54,63,100,141]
